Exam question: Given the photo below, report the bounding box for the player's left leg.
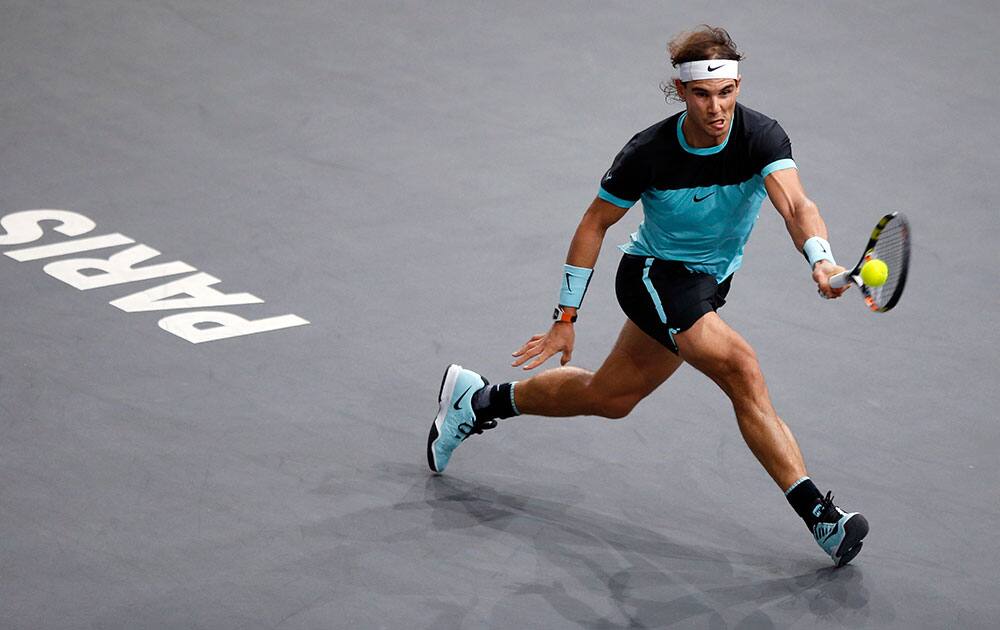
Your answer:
[675,312,868,566]
[427,320,682,474]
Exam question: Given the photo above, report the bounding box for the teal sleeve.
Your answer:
[597,186,635,209]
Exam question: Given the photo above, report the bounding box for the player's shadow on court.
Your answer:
[415,473,871,628]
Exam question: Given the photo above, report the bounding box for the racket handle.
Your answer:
[829,271,852,289]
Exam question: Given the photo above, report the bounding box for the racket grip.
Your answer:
[829,271,852,289]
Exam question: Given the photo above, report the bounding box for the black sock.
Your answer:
[785,477,824,529]
[472,382,519,422]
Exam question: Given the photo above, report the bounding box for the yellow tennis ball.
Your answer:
[860,258,889,287]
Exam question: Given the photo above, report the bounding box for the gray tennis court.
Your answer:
[2,1,998,628]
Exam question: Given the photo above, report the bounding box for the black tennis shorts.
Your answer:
[615,253,733,354]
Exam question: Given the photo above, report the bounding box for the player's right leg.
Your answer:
[676,312,868,566]
[427,319,682,473]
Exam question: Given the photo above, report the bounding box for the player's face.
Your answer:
[675,78,741,146]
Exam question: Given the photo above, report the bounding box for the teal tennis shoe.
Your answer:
[812,492,869,567]
[427,364,495,473]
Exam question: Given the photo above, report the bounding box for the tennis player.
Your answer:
[427,25,868,567]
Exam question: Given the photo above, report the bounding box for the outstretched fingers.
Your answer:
[521,346,557,370]
[512,334,543,358]
[511,325,575,370]
[512,334,547,368]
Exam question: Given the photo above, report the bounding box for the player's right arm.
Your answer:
[764,167,848,299]
[511,197,629,370]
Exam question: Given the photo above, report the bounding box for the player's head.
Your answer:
[662,25,743,143]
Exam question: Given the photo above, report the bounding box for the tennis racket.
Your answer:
[828,212,910,312]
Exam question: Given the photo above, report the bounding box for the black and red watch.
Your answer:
[552,306,578,323]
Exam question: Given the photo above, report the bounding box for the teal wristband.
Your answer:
[559,264,593,308]
[802,236,835,268]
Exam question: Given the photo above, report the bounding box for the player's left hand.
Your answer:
[813,260,850,299]
[511,322,575,370]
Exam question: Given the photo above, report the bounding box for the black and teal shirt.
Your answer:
[599,103,796,282]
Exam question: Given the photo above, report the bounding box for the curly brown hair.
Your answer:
[661,25,743,102]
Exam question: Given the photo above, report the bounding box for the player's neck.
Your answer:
[681,115,728,148]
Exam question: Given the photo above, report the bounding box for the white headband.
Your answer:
[678,59,739,82]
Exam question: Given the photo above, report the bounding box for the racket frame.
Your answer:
[828,212,910,312]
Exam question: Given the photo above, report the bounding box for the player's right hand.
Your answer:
[511,323,575,370]
[813,260,850,299]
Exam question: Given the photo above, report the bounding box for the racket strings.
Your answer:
[867,219,909,309]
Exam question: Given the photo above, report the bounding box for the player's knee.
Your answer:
[595,395,640,420]
[735,353,763,386]
[718,347,764,392]
[580,374,645,419]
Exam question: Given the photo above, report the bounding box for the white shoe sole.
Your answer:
[427,364,462,472]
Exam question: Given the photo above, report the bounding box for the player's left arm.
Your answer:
[764,167,848,298]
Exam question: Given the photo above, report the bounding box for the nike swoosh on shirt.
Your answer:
[693,192,716,203]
